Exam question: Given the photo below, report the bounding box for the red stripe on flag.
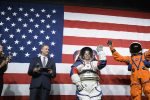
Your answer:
[65,6,150,19]
[63,36,150,48]
[3,74,130,85]
[62,54,127,65]
[64,20,150,33]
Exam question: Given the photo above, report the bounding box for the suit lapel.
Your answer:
[37,57,43,68]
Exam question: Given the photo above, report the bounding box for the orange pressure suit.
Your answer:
[108,41,150,100]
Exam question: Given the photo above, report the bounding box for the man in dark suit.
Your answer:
[28,44,56,100]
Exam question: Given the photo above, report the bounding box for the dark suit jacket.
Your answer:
[28,57,56,90]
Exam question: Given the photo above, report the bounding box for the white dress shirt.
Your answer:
[40,55,48,67]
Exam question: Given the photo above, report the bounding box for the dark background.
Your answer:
[1,0,150,12]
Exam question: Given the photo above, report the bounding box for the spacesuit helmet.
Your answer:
[129,42,142,54]
[80,47,93,60]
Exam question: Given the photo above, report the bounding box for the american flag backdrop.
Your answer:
[0,1,150,100]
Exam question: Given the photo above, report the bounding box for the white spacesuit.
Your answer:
[70,46,107,100]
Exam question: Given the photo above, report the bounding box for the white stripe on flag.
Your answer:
[64,12,150,26]
[64,28,150,41]
[62,45,148,56]
[6,63,131,75]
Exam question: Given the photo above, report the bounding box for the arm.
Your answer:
[28,58,41,76]
[70,62,85,91]
[96,45,107,70]
[144,49,150,57]
[0,57,9,69]
[42,59,56,78]
[107,40,129,62]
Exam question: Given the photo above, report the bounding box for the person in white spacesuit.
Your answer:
[70,46,107,100]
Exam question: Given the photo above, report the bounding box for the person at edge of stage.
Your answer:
[0,43,11,96]
[107,40,150,100]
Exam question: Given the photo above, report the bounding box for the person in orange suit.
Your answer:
[107,40,150,100]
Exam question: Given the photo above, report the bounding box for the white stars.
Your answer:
[0,22,4,26]
[19,7,23,11]
[37,53,41,57]
[24,13,29,17]
[2,39,7,44]
[52,19,56,24]
[32,47,37,51]
[28,29,33,33]
[34,24,39,28]
[51,30,56,34]
[18,17,23,22]
[46,14,51,18]
[22,34,26,39]
[50,53,54,58]
[29,18,34,22]
[52,9,56,13]
[14,40,19,44]
[12,52,17,57]
[25,52,30,57]
[40,30,45,34]
[7,45,12,50]
[41,9,46,13]
[19,46,25,51]
[7,6,12,10]
[1,11,5,15]
[9,34,14,38]
[4,27,9,32]
[11,23,16,27]
[30,8,35,12]
[16,28,21,33]
[39,41,44,45]
[33,35,38,39]
[12,12,17,16]
[46,24,50,29]
[35,13,40,17]
[6,17,11,21]
[23,23,28,27]
[45,35,50,40]
[27,40,32,45]
[51,41,55,46]
[40,19,45,23]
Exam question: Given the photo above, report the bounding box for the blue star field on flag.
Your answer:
[0,2,64,63]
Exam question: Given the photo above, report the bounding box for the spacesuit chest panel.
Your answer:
[77,61,99,81]
[131,55,148,71]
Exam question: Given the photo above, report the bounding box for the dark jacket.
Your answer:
[28,57,56,90]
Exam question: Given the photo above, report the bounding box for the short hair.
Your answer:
[0,43,3,47]
[40,44,49,50]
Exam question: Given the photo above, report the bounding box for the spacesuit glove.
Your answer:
[76,82,86,91]
[96,45,103,52]
[107,40,112,47]
[97,45,106,60]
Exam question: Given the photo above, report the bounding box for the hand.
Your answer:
[6,56,12,63]
[96,45,103,52]
[107,40,112,47]
[76,82,86,91]
[33,67,40,73]
[48,69,53,74]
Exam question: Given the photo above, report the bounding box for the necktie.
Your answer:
[43,57,46,67]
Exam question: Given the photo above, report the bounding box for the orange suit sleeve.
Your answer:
[110,47,130,63]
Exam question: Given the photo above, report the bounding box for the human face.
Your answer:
[83,51,91,60]
[41,45,49,56]
[0,45,3,53]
